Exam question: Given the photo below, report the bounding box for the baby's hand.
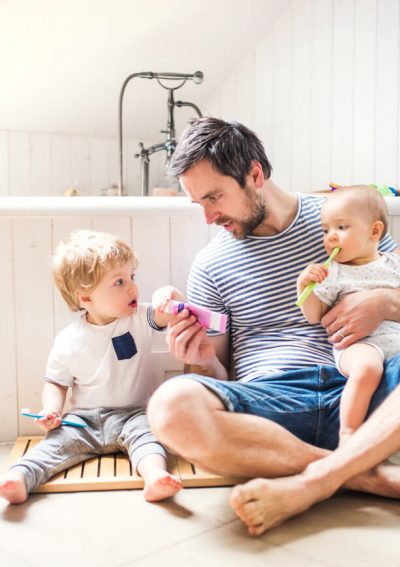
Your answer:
[36,411,62,432]
[297,264,328,288]
[152,285,185,314]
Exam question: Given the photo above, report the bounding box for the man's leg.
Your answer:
[148,377,329,478]
[230,383,400,535]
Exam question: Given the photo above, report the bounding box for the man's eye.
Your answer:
[115,279,123,286]
[131,274,135,281]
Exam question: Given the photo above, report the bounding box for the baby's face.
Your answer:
[320,197,379,265]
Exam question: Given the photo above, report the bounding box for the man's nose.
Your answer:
[203,205,219,225]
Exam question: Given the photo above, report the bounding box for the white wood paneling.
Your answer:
[331,0,355,186]
[235,52,256,130]
[30,133,51,196]
[375,0,399,185]
[206,0,400,192]
[71,137,91,196]
[0,131,9,196]
[255,33,274,161]
[292,0,312,192]
[9,131,30,196]
[271,8,293,190]
[90,138,109,196]
[170,215,210,295]
[352,0,376,183]
[50,135,71,196]
[131,216,170,302]
[310,0,333,190]
[13,219,54,436]
[0,219,18,440]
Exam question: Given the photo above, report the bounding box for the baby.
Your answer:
[297,186,400,444]
[0,229,184,503]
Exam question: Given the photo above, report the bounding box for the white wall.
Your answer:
[0,131,166,197]
[204,0,400,193]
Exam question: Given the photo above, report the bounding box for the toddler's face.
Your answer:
[83,261,138,325]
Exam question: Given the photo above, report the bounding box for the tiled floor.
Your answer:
[0,442,399,567]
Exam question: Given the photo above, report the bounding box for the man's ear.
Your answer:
[249,160,265,189]
[371,220,385,240]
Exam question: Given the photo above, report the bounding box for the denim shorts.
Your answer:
[182,353,400,451]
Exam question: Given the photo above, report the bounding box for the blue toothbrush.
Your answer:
[21,409,88,428]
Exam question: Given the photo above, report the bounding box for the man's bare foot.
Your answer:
[142,469,182,502]
[0,471,28,504]
[345,461,400,498]
[229,475,334,536]
[230,460,400,536]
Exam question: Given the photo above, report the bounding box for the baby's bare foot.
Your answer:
[143,469,182,502]
[0,471,28,504]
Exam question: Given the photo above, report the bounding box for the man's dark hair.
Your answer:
[169,117,272,187]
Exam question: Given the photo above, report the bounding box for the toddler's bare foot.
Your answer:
[0,471,28,504]
[143,469,182,502]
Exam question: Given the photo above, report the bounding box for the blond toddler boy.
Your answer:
[0,229,184,503]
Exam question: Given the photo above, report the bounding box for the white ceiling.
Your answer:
[0,0,292,141]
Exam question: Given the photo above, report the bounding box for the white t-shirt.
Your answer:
[45,304,161,410]
[314,252,400,360]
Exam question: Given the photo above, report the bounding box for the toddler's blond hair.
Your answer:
[52,230,137,311]
[324,185,389,237]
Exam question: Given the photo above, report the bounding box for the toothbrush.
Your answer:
[296,247,340,307]
[21,409,88,428]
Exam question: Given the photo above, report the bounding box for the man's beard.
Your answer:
[220,187,268,240]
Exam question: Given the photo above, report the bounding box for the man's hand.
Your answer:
[166,309,228,379]
[321,289,391,349]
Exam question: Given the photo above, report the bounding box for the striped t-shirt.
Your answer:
[187,193,396,382]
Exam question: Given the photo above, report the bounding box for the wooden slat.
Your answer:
[99,455,115,477]
[7,437,240,493]
[83,457,100,478]
[115,453,132,477]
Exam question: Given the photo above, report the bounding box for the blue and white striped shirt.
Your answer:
[187,193,396,382]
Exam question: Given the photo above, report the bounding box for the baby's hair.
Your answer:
[52,229,137,311]
[325,184,389,237]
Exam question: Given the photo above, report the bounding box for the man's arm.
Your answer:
[322,246,400,348]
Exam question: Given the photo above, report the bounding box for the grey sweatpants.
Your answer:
[10,407,166,493]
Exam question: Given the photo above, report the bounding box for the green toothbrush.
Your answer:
[296,247,340,307]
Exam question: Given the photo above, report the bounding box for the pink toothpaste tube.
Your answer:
[166,300,227,333]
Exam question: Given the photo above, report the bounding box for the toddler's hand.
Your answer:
[152,285,185,314]
[297,263,328,288]
[36,411,62,432]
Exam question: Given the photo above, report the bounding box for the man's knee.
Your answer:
[148,378,203,438]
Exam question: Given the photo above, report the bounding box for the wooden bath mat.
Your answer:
[6,436,241,493]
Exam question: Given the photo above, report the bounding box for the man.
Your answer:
[147,117,400,535]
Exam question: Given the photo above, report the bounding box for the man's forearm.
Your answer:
[383,287,400,321]
[184,357,229,380]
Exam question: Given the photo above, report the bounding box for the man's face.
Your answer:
[180,159,267,240]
